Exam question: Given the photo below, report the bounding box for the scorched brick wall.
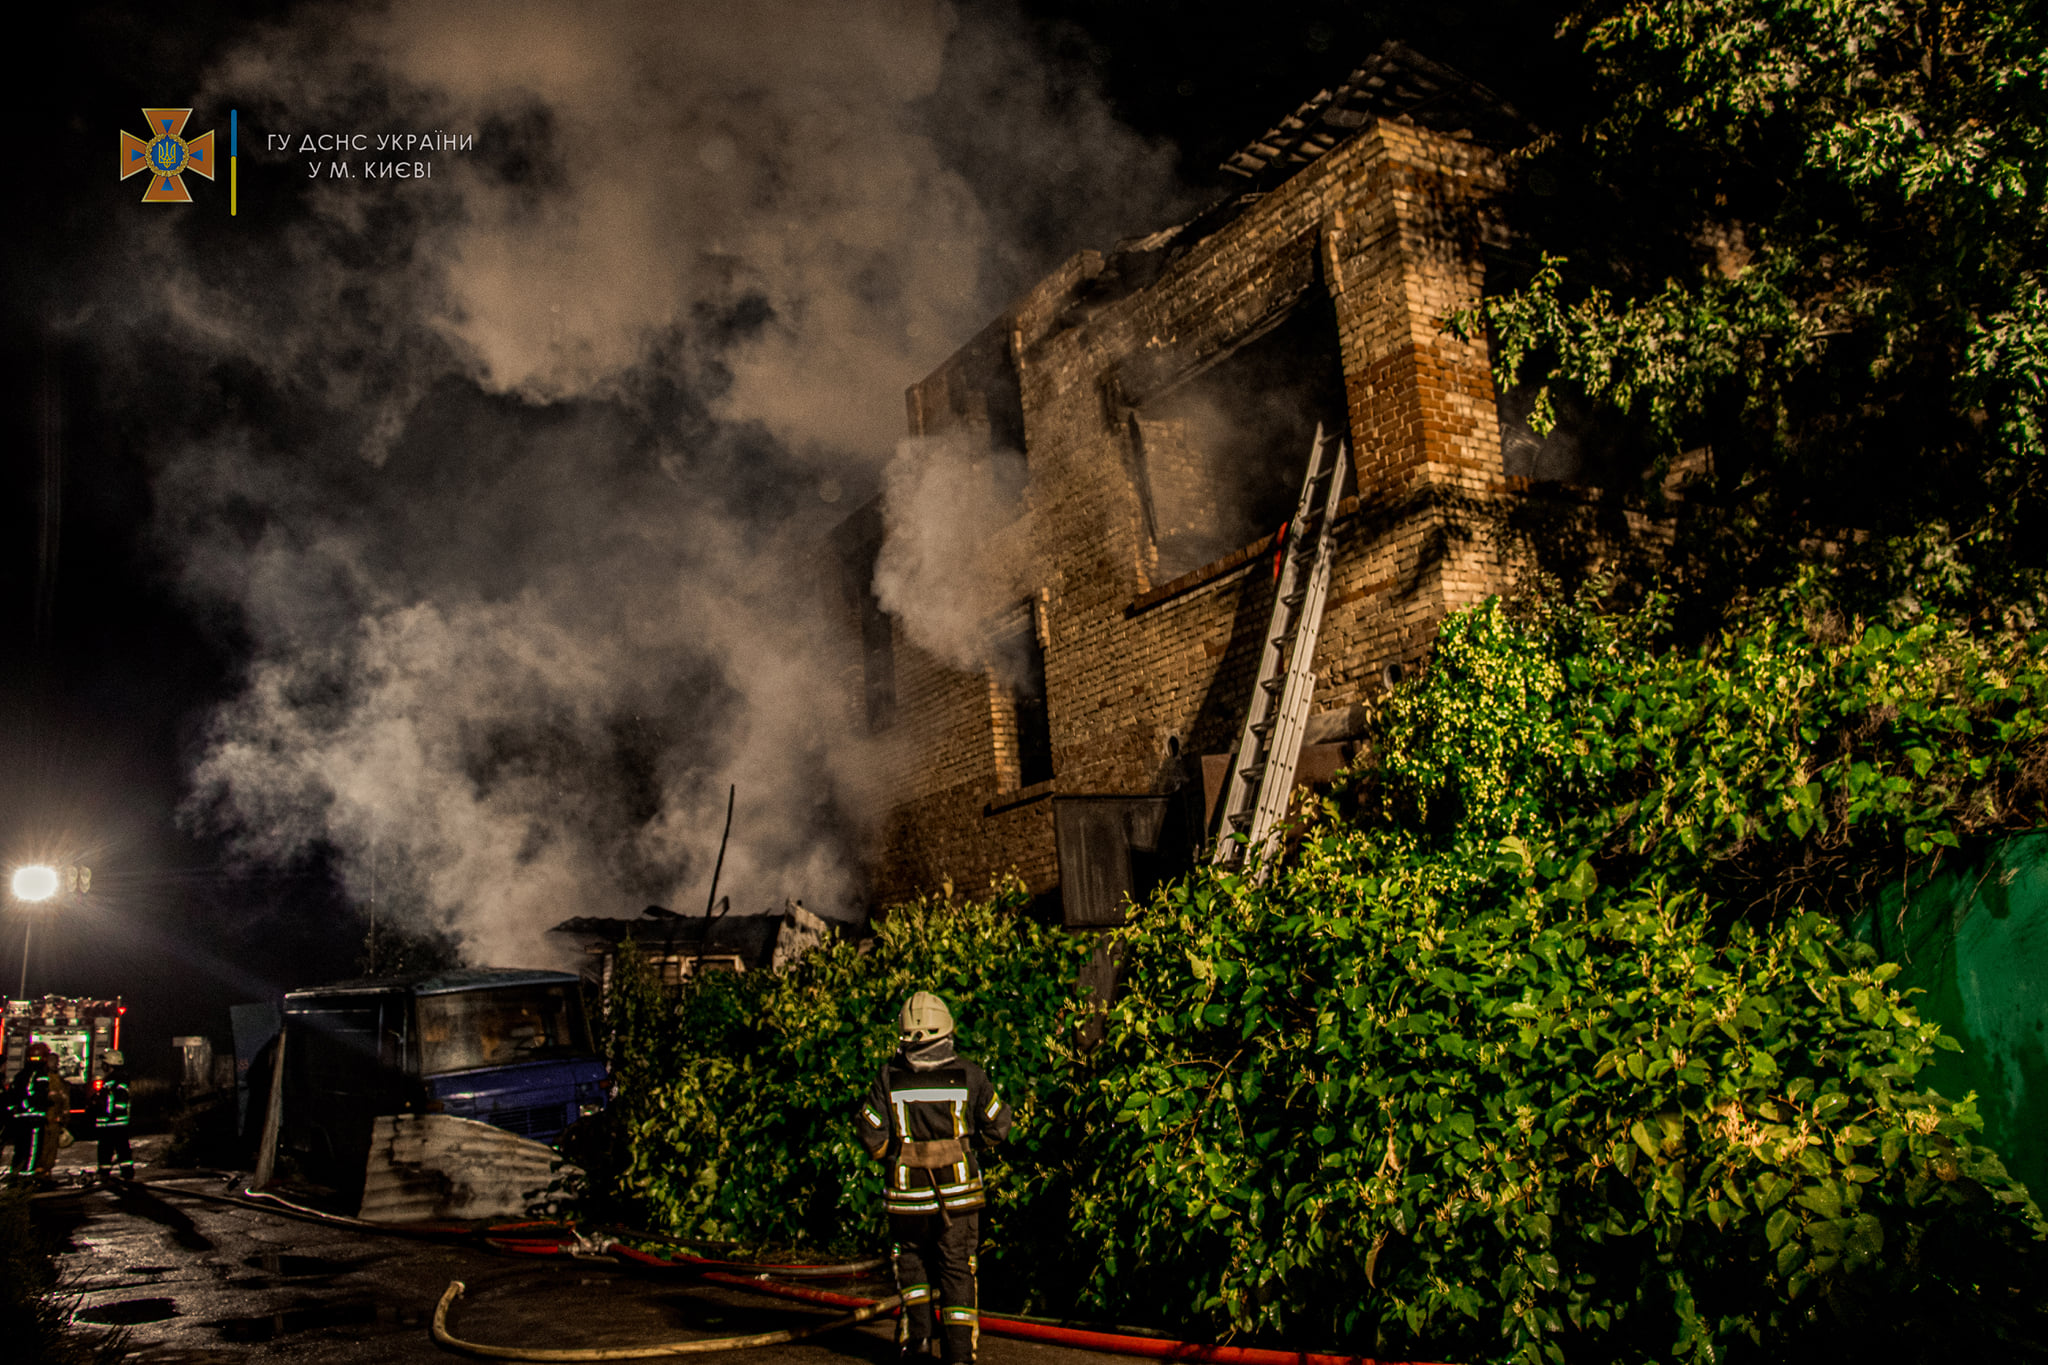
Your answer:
[840,118,1660,914]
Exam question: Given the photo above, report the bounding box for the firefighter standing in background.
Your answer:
[38,1052,72,1177]
[96,1050,134,1181]
[5,1044,55,1177]
[857,993,1011,1364]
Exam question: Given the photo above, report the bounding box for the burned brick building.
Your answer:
[835,45,1668,922]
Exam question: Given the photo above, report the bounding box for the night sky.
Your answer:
[3,1,1568,1076]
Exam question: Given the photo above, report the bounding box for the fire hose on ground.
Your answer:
[149,1177,1450,1365]
[431,1280,905,1360]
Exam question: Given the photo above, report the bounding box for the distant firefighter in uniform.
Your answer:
[5,1043,56,1177]
[38,1052,72,1177]
[857,992,1011,1364]
[2,1049,33,1173]
[96,1050,135,1181]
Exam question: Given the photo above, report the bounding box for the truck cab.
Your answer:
[279,969,605,1189]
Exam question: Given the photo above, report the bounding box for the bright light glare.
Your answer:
[10,865,59,902]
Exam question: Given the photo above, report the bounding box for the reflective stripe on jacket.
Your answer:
[857,1055,1012,1214]
[13,1070,52,1120]
[99,1080,131,1129]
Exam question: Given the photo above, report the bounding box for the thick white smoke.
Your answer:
[871,434,1033,677]
[95,0,1184,966]
[188,0,994,456]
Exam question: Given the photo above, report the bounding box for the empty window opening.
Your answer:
[859,590,897,731]
[915,321,1026,456]
[1133,291,1351,580]
[992,600,1054,789]
[986,348,1026,455]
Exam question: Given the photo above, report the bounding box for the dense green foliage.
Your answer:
[1469,0,2048,612]
[1080,866,2041,1363]
[1071,584,2048,1363]
[598,582,2048,1362]
[1367,574,2048,921]
[586,880,1093,1255]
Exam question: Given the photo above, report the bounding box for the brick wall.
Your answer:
[839,120,1663,911]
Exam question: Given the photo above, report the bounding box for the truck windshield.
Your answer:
[415,985,590,1075]
[32,1030,91,1082]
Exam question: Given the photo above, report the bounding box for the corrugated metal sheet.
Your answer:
[357,1113,573,1223]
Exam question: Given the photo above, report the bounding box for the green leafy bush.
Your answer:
[1071,583,2048,1362]
[587,877,1093,1265]
[597,581,2048,1361]
[1366,577,2048,921]
[1076,846,2043,1363]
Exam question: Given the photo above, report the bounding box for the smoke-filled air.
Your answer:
[872,435,1033,679]
[76,0,1186,965]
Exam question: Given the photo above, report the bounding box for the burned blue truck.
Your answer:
[271,968,606,1189]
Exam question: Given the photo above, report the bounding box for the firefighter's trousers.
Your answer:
[98,1128,134,1178]
[888,1210,980,1363]
[7,1120,46,1175]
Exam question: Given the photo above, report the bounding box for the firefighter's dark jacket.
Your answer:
[7,1065,52,1120]
[98,1078,131,1129]
[858,1053,1012,1214]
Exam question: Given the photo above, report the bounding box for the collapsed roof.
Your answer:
[1218,40,1536,184]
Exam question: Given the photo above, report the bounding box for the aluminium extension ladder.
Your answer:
[1209,423,1349,880]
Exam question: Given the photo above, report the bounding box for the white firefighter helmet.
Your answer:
[898,991,954,1044]
[105,1051,125,1067]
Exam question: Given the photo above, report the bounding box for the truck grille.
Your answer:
[487,1103,570,1137]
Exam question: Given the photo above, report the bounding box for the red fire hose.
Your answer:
[471,1222,1452,1363]
[156,1180,1448,1365]
[691,1269,1449,1365]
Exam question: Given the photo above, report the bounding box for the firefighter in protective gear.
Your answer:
[96,1050,134,1181]
[857,992,1011,1364]
[5,1044,56,1177]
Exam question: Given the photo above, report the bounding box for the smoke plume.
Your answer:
[871,434,1033,677]
[76,0,1186,966]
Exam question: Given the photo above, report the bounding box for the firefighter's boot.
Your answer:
[895,1277,936,1361]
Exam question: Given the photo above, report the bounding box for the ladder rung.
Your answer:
[1282,589,1307,608]
[1251,719,1275,738]
[1228,812,1254,831]
[1239,763,1266,784]
[1261,677,1285,694]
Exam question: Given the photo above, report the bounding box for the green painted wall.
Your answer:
[1857,830,2048,1200]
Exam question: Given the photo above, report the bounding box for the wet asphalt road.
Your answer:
[30,1148,1154,1365]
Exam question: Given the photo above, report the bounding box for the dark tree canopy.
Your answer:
[1469,0,2048,620]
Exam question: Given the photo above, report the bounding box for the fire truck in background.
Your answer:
[4,995,125,1117]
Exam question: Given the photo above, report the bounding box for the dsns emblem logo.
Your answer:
[120,108,216,202]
